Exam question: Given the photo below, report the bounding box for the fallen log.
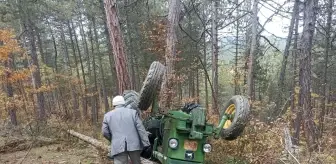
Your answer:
[67,130,109,151]
[67,130,156,164]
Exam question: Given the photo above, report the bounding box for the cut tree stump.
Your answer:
[67,130,157,164]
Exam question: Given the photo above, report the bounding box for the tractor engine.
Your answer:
[143,103,204,147]
[141,103,214,163]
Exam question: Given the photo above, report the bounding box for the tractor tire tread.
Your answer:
[123,90,140,112]
[138,61,165,111]
[220,95,250,140]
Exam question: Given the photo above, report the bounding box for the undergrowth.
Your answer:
[205,112,336,164]
[1,104,335,164]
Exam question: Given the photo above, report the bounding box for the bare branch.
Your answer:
[258,1,288,35]
[219,12,249,30]
[191,0,212,37]
[259,35,281,52]
[316,20,327,34]
[260,1,292,15]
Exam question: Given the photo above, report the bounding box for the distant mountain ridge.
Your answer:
[216,35,287,62]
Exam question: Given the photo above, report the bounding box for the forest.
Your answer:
[0,0,335,163]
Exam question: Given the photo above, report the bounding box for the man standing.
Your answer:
[102,95,150,164]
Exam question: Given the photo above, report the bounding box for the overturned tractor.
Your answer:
[123,61,250,164]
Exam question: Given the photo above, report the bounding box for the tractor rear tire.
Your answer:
[138,61,165,111]
[219,95,250,140]
[123,90,140,112]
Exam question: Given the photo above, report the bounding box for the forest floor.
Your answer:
[0,123,104,164]
[1,115,335,164]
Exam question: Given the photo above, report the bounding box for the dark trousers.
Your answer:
[113,150,141,164]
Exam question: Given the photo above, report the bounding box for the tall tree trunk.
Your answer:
[27,21,46,121]
[60,24,71,116]
[319,0,333,137]
[243,0,252,95]
[291,8,300,132]
[203,8,209,109]
[92,17,109,113]
[297,0,318,152]
[100,0,117,94]
[49,23,58,72]
[36,31,51,114]
[104,0,131,94]
[5,55,17,126]
[188,23,193,99]
[247,0,258,102]
[61,25,70,73]
[211,0,219,114]
[79,16,91,79]
[196,67,200,103]
[37,32,46,64]
[276,0,299,114]
[61,24,79,120]
[160,0,181,112]
[88,23,99,125]
[67,20,81,80]
[124,0,136,90]
[234,0,240,95]
[326,81,332,115]
[68,20,82,119]
[204,32,209,109]
[72,21,88,117]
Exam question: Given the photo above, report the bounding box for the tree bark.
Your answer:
[124,0,136,90]
[92,17,109,113]
[235,0,240,95]
[5,55,17,126]
[160,0,181,112]
[61,24,79,120]
[49,22,58,72]
[276,0,299,114]
[67,20,81,81]
[36,32,46,64]
[247,0,258,102]
[104,0,131,94]
[67,20,81,120]
[297,0,318,151]
[319,0,333,137]
[202,7,209,109]
[204,32,209,109]
[61,24,70,73]
[88,23,99,125]
[72,21,88,117]
[36,31,51,114]
[211,0,219,114]
[79,16,91,78]
[243,0,252,95]
[100,0,117,94]
[27,21,46,121]
[291,8,300,133]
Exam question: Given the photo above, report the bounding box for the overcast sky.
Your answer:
[258,0,293,38]
[217,0,296,39]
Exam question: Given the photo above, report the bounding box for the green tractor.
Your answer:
[123,61,250,164]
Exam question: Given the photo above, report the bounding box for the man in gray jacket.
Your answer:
[102,95,150,164]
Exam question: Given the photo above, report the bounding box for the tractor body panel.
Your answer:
[166,158,203,164]
[150,108,213,164]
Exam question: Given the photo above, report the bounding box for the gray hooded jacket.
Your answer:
[102,105,150,156]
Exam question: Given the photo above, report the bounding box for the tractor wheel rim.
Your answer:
[223,104,235,129]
